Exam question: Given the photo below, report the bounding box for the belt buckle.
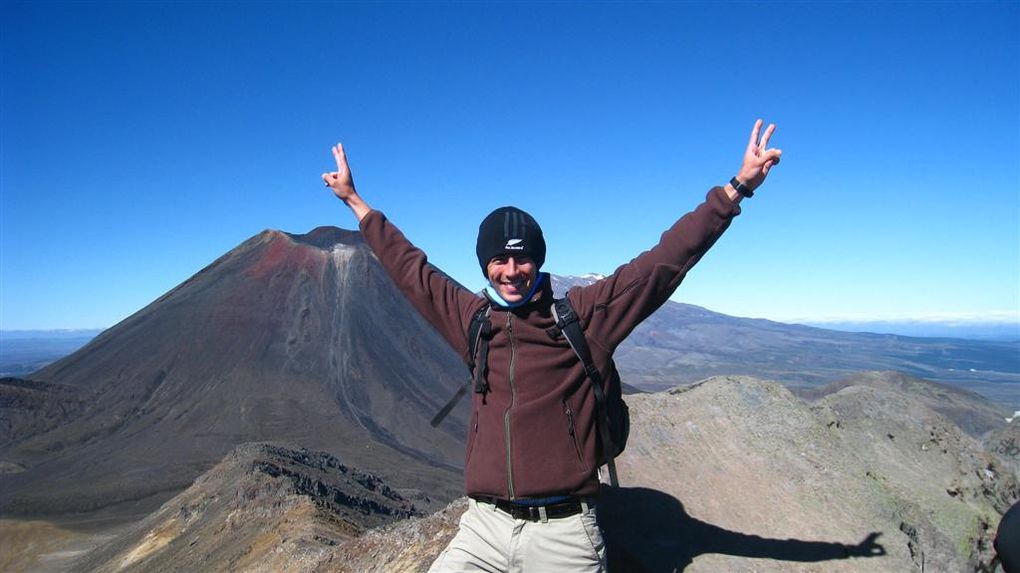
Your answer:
[528,506,540,521]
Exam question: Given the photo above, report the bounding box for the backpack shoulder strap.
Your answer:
[466,305,491,375]
[431,304,491,428]
[469,306,492,395]
[551,299,597,381]
[551,297,621,487]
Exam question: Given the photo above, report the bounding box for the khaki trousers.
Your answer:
[428,498,607,573]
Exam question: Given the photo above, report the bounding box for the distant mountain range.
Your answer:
[548,275,1020,409]
[799,320,1019,341]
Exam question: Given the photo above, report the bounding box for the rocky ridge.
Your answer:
[65,373,1018,572]
[74,443,422,573]
[604,374,1015,571]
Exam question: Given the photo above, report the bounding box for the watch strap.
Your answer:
[730,176,754,198]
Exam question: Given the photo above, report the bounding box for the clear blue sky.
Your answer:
[2,1,1017,330]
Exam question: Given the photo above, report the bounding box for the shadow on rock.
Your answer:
[597,486,886,572]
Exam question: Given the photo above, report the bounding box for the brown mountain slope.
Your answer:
[0,377,87,446]
[0,227,470,517]
[604,375,1015,571]
[987,420,1020,479]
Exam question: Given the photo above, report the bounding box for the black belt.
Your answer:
[472,496,590,521]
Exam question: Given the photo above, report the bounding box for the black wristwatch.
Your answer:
[730,177,753,198]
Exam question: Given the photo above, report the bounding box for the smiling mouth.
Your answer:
[500,278,529,293]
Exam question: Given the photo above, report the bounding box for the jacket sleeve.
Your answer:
[359,210,483,360]
[568,186,741,352]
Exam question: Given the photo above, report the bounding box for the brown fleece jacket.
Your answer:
[359,187,741,500]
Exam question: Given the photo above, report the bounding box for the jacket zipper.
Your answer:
[565,404,585,466]
[504,311,517,499]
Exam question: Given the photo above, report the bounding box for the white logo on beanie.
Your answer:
[505,239,524,250]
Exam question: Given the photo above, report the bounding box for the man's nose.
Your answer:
[506,258,519,274]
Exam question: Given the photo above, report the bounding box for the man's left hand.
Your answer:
[736,119,782,192]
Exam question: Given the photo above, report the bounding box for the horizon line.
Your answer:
[764,311,1020,326]
[4,311,1019,333]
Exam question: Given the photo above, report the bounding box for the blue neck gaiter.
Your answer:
[484,273,547,309]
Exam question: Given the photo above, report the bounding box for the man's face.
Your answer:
[486,255,537,304]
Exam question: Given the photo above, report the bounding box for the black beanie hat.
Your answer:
[476,206,546,276]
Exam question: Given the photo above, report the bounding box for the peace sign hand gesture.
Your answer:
[322,142,371,221]
[322,143,358,202]
[736,119,783,193]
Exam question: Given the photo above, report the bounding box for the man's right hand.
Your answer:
[322,143,371,221]
[322,143,357,202]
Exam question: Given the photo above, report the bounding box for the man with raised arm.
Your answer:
[322,120,781,572]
